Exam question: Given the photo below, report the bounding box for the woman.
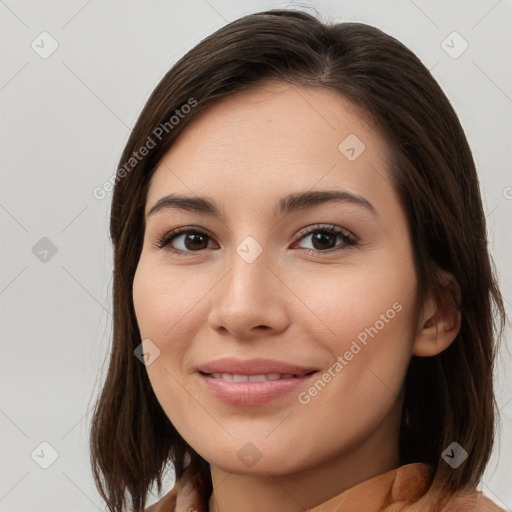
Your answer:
[89,9,507,512]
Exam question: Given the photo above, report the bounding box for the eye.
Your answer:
[153,227,216,256]
[292,224,357,255]
[153,223,357,256]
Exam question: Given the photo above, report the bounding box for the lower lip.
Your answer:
[197,372,318,406]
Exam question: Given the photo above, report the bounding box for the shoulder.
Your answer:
[440,489,507,512]
[405,486,507,512]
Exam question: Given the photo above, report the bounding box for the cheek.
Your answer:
[132,259,207,348]
[132,260,202,432]
[288,257,416,407]
[286,258,416,350]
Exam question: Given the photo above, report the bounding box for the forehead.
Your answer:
[145,82,394,214]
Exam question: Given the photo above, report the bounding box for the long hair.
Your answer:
[89,9,506,512]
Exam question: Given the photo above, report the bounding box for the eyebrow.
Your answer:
[146,190,378,220]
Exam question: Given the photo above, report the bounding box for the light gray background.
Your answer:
[1,1,511,511]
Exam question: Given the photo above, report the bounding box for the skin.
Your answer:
[132,81,461,512]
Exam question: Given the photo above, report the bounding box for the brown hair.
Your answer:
[89,8,506,512]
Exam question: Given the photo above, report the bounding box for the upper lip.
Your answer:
[197,357,319,377]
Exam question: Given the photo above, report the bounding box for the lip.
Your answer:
[196,357,318,376]
[196,357,319,407]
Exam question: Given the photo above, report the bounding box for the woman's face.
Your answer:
[133,82,421,476]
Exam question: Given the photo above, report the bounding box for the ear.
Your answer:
[412,269,462,357]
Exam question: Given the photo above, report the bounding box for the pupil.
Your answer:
[313,231,335,250]
[185,233,207,250]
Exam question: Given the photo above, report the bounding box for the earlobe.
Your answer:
[412,270,462,357]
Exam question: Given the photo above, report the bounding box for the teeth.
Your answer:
[209,372,296,381]
[248,375,266,382]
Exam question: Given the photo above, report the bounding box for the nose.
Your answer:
[207,242,289,339]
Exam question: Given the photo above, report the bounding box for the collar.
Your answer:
[145,462,503,512]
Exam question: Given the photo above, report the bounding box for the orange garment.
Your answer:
[145,462,506,512]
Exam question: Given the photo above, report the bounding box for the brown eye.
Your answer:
[293,224,357,254]
[179,231,209,251]
[154,228,216,255]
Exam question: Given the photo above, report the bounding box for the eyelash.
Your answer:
[153,224,357,257]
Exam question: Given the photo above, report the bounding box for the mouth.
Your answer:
[197,370,320,406]
[199,370,318,382]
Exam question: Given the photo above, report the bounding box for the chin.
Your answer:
[198,441,309,476]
